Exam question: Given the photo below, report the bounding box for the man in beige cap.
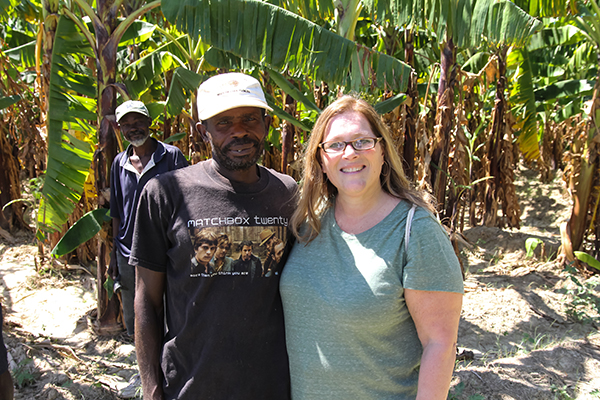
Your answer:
[131,73,296,400]
[109,100,187,340]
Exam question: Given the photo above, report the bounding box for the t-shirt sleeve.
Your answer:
[130,178,172,272]
[402,209,464,294]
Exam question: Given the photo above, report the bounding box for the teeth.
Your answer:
[342,167,363,173]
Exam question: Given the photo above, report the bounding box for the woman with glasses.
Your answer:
[280,96,463,400]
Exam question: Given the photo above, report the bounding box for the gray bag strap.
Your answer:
[404,204,418,252]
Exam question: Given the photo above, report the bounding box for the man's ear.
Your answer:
[196,122,210,143]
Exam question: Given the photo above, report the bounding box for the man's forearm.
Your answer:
[135,269,166,400]
[135,299,164,400]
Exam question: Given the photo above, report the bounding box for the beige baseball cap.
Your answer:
[197,73,273,121]
[115,100,150,123]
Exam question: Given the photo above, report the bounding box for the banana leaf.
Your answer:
[0,0,17,19]
[0,95,21,110]
[374,93,407,115]
[5,40,36,67]
[574,251,600,271]
[165,67,204,116]
[509,48,540,160]
[161,0,412,92]
[485,0,541,48]
[51,208,111,257]
[528,26,584,51]
[267,69,322,114]
[534,79,595,102]
[38,15,96,234]
[362,0,424,28]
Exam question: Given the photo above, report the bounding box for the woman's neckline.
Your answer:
[333,193,402,235]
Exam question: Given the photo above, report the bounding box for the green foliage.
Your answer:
[373,93,407,114]
[448,382,486,400]
[51,208,111,257]
[550,384,575,400]
[0,94,21,109]
[561,264,600,325]
[525,237,544,258]
[12,358,35,388]
[161,0,412,92]
[267,69,322,114]
[362,0,424,28]
[165,67,204,116]
[509,47,540,160]
[484,0,542,47]
[26,176,44,203]
[573,251,600,270]
[164,132,187,144]
[103,275,115,300]
[37,14,96,235]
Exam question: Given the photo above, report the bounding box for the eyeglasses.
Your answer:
[319,137,382,153]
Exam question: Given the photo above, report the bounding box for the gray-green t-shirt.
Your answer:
[280,201,464,400]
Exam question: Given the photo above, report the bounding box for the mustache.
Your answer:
[222,137,259,152]
[128,129,146,136]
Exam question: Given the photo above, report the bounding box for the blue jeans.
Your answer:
[116,251,136,336]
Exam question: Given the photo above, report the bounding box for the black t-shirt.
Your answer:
[131,160,296,400]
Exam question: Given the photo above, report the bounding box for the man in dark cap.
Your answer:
[109,100,188,337]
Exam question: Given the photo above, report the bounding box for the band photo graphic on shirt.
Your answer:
[189,225,288,278]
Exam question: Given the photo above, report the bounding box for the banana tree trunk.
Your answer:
[482,48,520,228]
[431,38,456,216]
[92,0,122,335]
[0,132,25,231]
[482,49,520,229]
[402,28,417,181]
[483,50,506,227]
[41,0,59,118]
[281,93,297,175]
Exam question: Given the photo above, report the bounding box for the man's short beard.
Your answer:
[128,130,150,147]
[212,138,264,171]
[130,136,149,147]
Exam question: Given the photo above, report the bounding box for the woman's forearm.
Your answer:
[416,339,458,399]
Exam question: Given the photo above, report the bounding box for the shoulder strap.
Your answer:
[405,204,418,252]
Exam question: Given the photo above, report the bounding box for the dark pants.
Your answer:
[116,251,136,336]
[0,306,8,375]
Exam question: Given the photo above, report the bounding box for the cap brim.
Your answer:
[116,110,149,123]
[199,98,273,121]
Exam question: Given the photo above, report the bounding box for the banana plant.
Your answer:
[1,1,45,232]
[559,0,600,265]
[40,0,161,334]
[475,1,541,228]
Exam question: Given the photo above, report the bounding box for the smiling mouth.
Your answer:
[230,144,256,155]
[341,166,364,173]
[224,139,258,156]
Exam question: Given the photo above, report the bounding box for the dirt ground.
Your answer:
[1,163,599,400]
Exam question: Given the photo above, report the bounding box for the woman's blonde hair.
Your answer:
[290,95,435,243]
